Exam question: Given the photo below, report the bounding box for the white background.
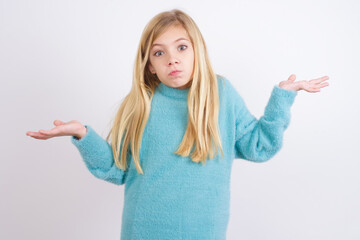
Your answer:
[1,0,359,239]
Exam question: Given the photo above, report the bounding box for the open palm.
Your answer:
[26,120,86,140]
[279,74,329,92]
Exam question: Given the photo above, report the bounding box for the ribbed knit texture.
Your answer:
[71,76,297,240]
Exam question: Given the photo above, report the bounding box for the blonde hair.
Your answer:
[106,9,224,174]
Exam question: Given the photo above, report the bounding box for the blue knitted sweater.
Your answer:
[71,76,297,240]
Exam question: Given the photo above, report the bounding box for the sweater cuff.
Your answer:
[71,125,91,147]
[71,125,115,170]
[272,85,297,105]
[263,85,297,125]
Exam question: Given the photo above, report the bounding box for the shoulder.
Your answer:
[216,74,244,103]
[216,74,227,92]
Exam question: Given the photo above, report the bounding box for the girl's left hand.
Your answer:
[278,74,330,92]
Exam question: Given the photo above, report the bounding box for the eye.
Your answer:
[178,45,187,51]
[153,45,187,57]
[154,51,164,57]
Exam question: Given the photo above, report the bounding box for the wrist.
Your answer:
[278,84,296,91]
[75,126,87,139]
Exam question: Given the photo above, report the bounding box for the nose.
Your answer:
[167,52,180,65]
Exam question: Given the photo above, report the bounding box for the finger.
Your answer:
[26,131,42,136]
[26,132,51,140]
[308,81,329,89]
[309,76,329,84]
[306,86,321,93]
[41,127,66,137]
[38,129,52,134]
[54,120,64,126]
[288,74,296,82]
[304,88,320,93]
[38,128,59,136]
[301,82,320,93]
[317,82,330,88]
[313,83,329,89]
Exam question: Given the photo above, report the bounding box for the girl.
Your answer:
[26,9,329,240]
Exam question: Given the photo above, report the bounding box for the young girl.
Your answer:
[26,9,329,240]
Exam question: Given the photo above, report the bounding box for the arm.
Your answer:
[234,73,329,161]
[71,125,128,185]
[233,85,297,162]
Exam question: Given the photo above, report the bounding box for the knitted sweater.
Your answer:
[71,75,297,240]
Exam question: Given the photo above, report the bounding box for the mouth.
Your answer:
[169,70,182,76]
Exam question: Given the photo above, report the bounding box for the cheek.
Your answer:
[188,50,195,63]
[149,59,160,71]
[187,53,195,69]
[151,58,165,68]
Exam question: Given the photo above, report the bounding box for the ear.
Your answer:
[148,63,156,74]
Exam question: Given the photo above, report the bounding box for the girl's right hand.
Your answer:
[26,120,87,140]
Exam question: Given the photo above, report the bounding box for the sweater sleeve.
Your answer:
[71,125,128,185]
[231,83,297,162]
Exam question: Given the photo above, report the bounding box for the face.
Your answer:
[148,25,195,89]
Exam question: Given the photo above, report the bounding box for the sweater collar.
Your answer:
[157,82,189,100]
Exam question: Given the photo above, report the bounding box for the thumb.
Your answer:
[288,74,296,82]
[54,120,65,126]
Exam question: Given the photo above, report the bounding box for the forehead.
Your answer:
[151,25,191,47]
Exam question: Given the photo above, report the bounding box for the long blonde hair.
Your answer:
[106,9,224,174]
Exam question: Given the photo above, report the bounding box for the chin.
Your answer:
[178,82,191,89]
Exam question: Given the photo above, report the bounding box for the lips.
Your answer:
[169,70,181,76]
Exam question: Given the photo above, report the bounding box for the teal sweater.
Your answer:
[71,76,297,240]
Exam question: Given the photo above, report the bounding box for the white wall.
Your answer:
[1,0,359,239]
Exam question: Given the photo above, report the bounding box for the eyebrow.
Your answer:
[151,37,190,48]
